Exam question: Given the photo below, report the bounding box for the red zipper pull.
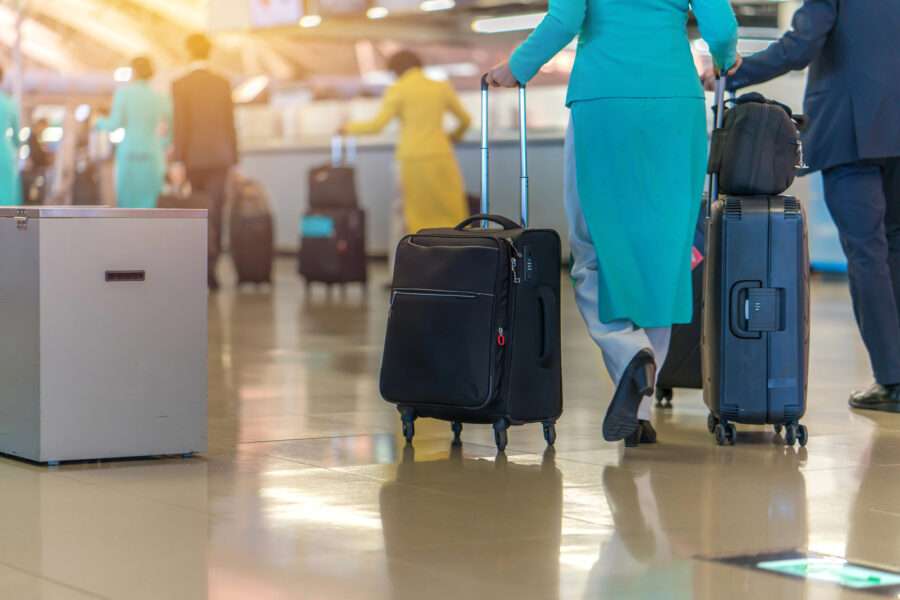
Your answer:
[497,327,506,347]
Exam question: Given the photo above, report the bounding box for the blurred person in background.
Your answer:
[95,56,171,209]
[21,118,54,205]
[0,64,22,205]
[702,1,900,411]
[487,0,739,447]
[172,33,238,291]
[27,118,54,171]
[341,50,471,278]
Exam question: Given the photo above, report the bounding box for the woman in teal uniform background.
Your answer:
[0,65,22,205]
[96,56,171,209]
[487,0,739,446]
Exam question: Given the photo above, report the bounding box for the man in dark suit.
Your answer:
[703,0,900,411]
[172,33,238,290]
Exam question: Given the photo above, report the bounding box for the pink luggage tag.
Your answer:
[691,246,704,270]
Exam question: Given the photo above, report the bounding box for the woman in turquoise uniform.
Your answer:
[96,56,171,208]
[487,0,739,446]
[0,65,22,205]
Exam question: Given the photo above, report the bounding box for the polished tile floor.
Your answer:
[1,260,897,599]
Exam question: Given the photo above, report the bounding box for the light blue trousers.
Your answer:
[565,120,671,420]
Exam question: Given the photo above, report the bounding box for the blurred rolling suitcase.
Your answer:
[307,137,358,209]
[655,204,706,408]
[379,79,562,451]
[299,137,367,289]
[703,77,810,447]
[230,177,274,285]
[71,161,102,205]
[298,207,367,287]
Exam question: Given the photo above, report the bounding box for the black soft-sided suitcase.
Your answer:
[655,204,706,408]
[707,92,805,197]
[702,77,810,447]
[298,207,367,287]
[230,177,274,285]
[380,80,562,452]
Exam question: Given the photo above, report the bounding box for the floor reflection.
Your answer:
[579,446,810,598]
[380,445,563,599]
[2,262,891,599]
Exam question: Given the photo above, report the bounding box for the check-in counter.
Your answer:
[240,130,567,256]
[239,70,843,270]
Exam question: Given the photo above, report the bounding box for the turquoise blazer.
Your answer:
[509,0,738,101]
[0,92,21,205]
[96,81,172,208]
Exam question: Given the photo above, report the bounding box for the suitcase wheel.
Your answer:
[714,422,736,446]
[542,421,557,447]
[655,388,674,409]
[493,419,509,452]
[451,421,463,446]
[399,408,416,444]
[773,423,783,436]
[783,423,808,448]
[707,413,719,434]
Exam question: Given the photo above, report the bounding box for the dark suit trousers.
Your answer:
[186,167,229,269]
[823,158,900,384]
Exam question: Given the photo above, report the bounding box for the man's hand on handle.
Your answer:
[485,62,519,88]
[701,54,743,91]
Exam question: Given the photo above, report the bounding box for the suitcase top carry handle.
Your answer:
[330,135,357,167]
[706,75,727,219]
[455,213,520,231]
[480,75,529,228]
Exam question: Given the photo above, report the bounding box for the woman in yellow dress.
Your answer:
[343,50,471,239]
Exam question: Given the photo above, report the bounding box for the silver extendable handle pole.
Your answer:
[518,84,529,228]
[706,75,727,219]
[331,135,343,167]
[480,76,490,226]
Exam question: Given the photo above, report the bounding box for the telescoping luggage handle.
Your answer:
[480,75,529,228]
[706,75,728,219]
[330,135,357,167]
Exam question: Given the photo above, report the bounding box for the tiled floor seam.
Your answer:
[0,559,111,600]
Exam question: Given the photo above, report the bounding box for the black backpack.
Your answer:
[708,92,806,196]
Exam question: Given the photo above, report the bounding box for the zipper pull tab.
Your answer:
[497,327,506,347]
[511,257,521,284]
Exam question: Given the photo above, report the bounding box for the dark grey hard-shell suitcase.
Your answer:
[702,77,811,447]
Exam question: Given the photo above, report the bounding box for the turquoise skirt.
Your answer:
[114,150,165,209]
[570,97,707,328]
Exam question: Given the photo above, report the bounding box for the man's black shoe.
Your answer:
[849,383,900,412]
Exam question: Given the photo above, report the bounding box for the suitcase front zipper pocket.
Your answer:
[381,288,502,410]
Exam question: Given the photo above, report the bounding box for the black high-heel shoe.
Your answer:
[603,349,657,442]
[624,420,658,448]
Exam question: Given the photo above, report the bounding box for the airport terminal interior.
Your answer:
[1,0,899,599]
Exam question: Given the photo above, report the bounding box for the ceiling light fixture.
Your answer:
[113,66,133,82]
[299,14,322,28]
[420,0,455,12]
[366,6,389,19]
[471,12,545,33]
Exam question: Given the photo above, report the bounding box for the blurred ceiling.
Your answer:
[0,0,786,87]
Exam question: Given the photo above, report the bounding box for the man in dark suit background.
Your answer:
[172,33,238,291]
[704,0,900,411]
